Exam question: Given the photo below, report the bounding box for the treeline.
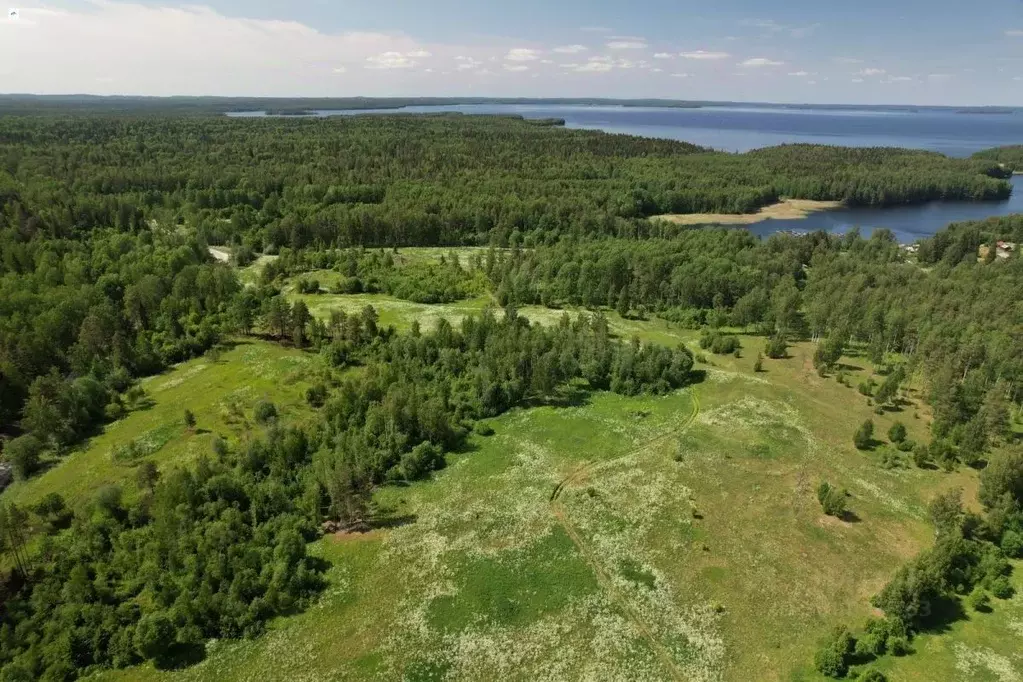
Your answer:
[486,222,1022,456]
[0,116,1009,252]
[0,189,239,457]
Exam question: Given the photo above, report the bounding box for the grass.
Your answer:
[19,276,1018,681]
[1,340,317,509]
[91,317,1016,682]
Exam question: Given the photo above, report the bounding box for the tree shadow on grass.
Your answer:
[841,510,862,524]
[155,643,206,671]
[917,596,967,636]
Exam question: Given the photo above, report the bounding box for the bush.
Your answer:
[183,409,196,429]
[5,435,43,481]
[254,400,278,424]
[966,587,991,612]
[854,420,875,450]
[888,422,907,443]
[753,352,764,373]
[859,670,887,682]
[858,378,875,396]
[474,422,495,436]
[912,443,931,468]
[104,401,127,421]
[1002,530,1023,558]
[764,334,787,359]
[397,442,444,480]
[817,481,848,517]
[888,636,910,656]
[699,330,740,355]
[305,384,328,408]
[814,626,855,677]
[989,576,1014,599]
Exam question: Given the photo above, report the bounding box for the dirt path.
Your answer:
[549,387,701,681]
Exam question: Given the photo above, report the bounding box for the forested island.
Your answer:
[0,111,1020,681]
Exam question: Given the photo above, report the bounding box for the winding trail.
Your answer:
[549,387,701,682]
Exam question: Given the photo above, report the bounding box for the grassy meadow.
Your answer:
[12,251,1020,682]
[2,340,318,510]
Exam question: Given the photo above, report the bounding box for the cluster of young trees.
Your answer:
[971,145,1023,172]
[261,247,487,304]
[816,463,1021,678]
[0,426,325,679]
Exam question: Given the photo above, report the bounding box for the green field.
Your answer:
[42,297,1011,682]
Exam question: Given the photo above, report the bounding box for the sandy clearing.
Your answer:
[653,199,843,226]
[208,247,231,263]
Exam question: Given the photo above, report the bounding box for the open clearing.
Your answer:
[654,199,843,226]
[2,340,317,509]
[78,300,1018,682]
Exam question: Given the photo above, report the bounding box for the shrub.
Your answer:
[183,409,196,429]
[854,420,875,450]
[888,422,907,443]
[888,636,910,656]
[753,352,763,372]
[305,384,328,408]
[104,401,127,421]
[4,434,43,481]
[474,422,495,436]
[912,443,931,468]
[859,670,887,682]
[858,378,875,396]
[817,481,848,517]
[764,334,787,359]
[989,576,1014,599]
[254,400,278,424]
[1002,530,1023,558]
[699,330,740,355]
[966,587,991,612]
[814,626,855,677]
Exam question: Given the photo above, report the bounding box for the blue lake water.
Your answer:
[229,104,1023,241]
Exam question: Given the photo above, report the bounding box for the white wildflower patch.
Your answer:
[954,642,1021,682]
[151,362,208,391]
[1010,618,1023,637]
[366,391,724,681]
[704,368,770,386]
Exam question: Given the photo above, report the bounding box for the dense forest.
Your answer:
[0,113,1021,679]
[0,115,1009,252]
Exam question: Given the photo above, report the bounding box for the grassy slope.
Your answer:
[85,297,1018,682]
[1,340,317,510]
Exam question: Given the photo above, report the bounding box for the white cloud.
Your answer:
[539,59,554,64]
[0,2,454,94]
[652,67,663,73]
[857,68,886,76]
[366,51,416,69]
[1005,29,1023,37]
[1014,76,1023,81]
[607,39,648,49]
[927,73,952,81]
[553,44,587,54]
[740,57,783,67]
[561,56,616,73]
[885,76,913,82]
[653,52,673,59]
[505,48,540,61]
[504,64,529,72]
[332,66,347,74]
[742,18,819,38]
[834,57,864,64]
[679,50,730,60]
[787,70,809,76]
[455,56,482,71]
[406,49,432,58]
[851,78,864,83]
[671,72,689,78]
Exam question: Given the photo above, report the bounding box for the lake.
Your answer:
[229,103,1023,241]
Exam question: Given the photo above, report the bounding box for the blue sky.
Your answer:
[2,0,1023,104]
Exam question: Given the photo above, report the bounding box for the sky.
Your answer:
[2,0,1023,104]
